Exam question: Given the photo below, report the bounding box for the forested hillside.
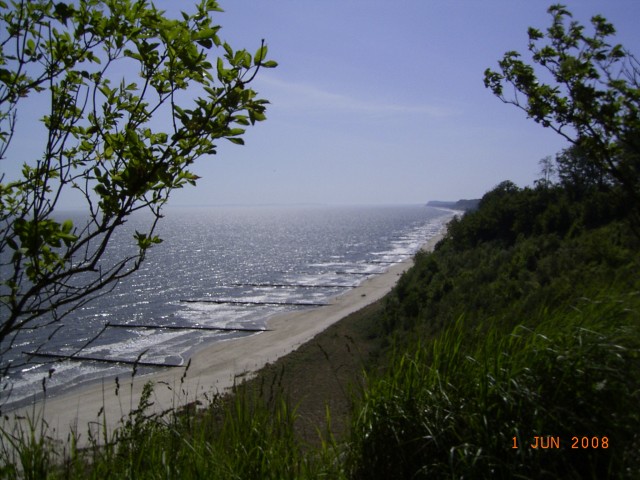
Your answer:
[347,175,640,478]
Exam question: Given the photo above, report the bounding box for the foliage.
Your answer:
[555,144,611,197]
[367,135,640,478]
[380,180,637,340]
[348,294,640,479]
[0,0,275,380]
[484,4,640,207]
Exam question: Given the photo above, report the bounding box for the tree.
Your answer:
[484,4,640,207]
[535,155,556,189]
[0,0,276,382]
[555,144,610,197]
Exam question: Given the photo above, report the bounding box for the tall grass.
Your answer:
[0,407,56,480]
[347,291,640,479]
[2,292,637,479]
[0,370,345,479]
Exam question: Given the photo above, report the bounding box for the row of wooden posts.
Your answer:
[25,261,405,368]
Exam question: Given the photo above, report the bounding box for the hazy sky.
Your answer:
[4,1,640,206]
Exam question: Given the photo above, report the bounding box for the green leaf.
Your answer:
[6,236,18,250]
[53,2,75,24]
[61,219,74,234]
[194,27,220,41]
[227,128,245,136]
[249,109,266,123]
[58,232,77,246]
[223,42,233,58]
[0,68,12,83]
[254,44,268,65]
[134,231,163,250]
[196,38,213,49]
[216,57,226,77]
[94,184,109,197]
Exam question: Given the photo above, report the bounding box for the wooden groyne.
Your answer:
[107,323,270,333]
[180,299,329,307]
[24,351,184,368]
[334,271,376,275]
[230,282,356,289]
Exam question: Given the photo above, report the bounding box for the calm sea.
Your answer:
[1,205,454,410]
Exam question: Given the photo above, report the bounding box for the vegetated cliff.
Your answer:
[426,199,480,211]
[349,180,640,479]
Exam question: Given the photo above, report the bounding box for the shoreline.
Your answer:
[5,229,446,445]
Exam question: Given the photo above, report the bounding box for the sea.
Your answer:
[1,204,455,411]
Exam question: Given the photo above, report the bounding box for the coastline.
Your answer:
[5,229,446,445]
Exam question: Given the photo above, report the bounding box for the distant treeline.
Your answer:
[426,199,480,211]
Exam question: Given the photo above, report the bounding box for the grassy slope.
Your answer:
[344,185,640,479]
[235,298,389,447]
[238,185,640,479]
[245,185,640,478]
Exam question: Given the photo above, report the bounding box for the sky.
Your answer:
[4,1,640,207]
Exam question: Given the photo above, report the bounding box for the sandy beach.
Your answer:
[6,231,445,445]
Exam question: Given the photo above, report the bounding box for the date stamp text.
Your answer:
[512,436,609,449]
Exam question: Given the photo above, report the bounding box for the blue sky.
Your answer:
[171,0,640,205]
[4,1,640,206]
